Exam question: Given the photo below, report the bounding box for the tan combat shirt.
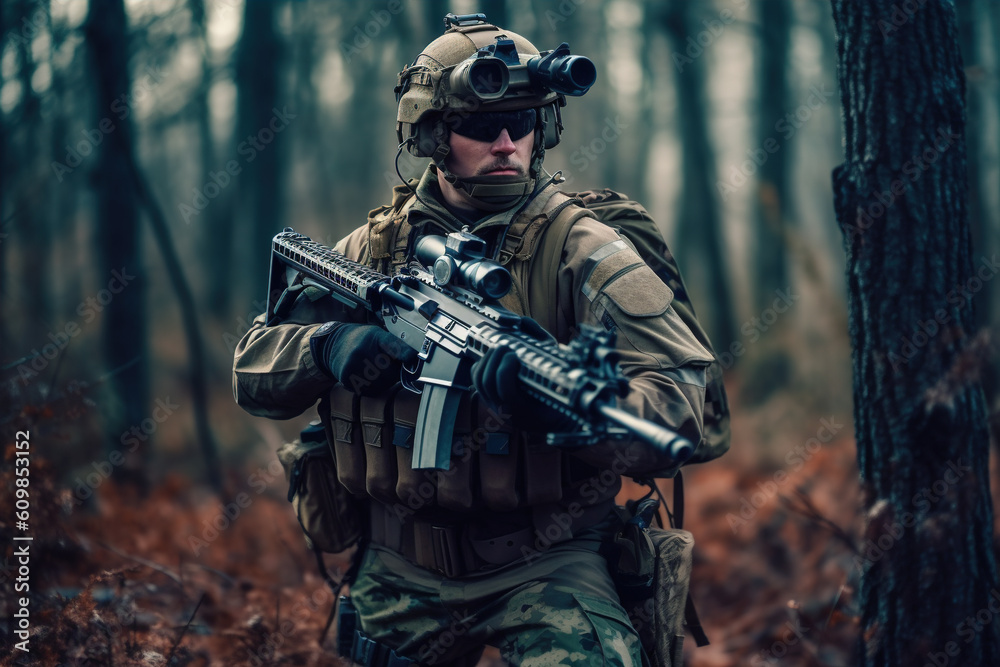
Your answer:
[233,166,714,480]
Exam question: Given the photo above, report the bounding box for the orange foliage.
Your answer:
[1,397,868,666]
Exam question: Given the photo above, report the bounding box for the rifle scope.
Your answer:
[415,233,512,301]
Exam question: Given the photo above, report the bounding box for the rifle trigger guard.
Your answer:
[401,358,423,394]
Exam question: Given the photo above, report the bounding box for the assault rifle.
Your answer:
[265,228,695,471]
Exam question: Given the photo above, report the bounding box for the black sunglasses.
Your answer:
[449,108,537,143]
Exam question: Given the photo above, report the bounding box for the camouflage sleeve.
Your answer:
[557,216,714,476]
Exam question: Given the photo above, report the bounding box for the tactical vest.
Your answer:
[324,181,730,516]
[324,182,618,517]
[367,180,584,342]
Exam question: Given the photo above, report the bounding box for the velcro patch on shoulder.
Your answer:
[581,240,644,302]
[368,217,396,260]
[602,264,673,317]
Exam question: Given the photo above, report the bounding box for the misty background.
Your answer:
[0,1,998,663]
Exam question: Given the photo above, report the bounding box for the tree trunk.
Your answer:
[990,0,1000,424]
[661,1,738,350]
[632,12,656,210]
[290,2,329,228]
[85,0,150,469]
[14,0,52,334]
[340,5,388,231]
[234,0,285,307]
[753,0,792,313]
[190,0,226,316]
[591,1,620,193]
[0,2,6,308]
[830,1,999,664]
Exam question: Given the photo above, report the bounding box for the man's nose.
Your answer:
[490,128,517,155]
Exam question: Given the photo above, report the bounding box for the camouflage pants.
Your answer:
[349,525,643,667]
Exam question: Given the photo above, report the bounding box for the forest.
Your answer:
[1,0,998,665]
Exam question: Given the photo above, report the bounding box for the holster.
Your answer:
[607,502,695,667]
[277,414,365,554]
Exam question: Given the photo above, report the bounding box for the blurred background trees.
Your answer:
[1,0,998,664]
[0,0,887,466]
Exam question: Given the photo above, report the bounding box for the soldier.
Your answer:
[234,13,719,667]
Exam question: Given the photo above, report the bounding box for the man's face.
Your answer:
[443,109,536,179]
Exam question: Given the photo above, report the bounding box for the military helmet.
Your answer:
[395,13,595,161]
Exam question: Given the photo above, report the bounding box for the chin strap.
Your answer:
[448,174,536,212]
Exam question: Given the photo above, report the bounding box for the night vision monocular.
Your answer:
[445,15,597,102]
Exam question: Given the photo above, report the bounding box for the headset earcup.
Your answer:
[541,99,564,150]
[408,118,444,158]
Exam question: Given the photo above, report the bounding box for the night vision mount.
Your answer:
[443,13,597,102]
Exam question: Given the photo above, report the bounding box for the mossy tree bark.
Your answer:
[830,1,999,664]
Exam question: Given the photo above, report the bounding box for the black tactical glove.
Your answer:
[310,322,417,396]
[470,318,578,432]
